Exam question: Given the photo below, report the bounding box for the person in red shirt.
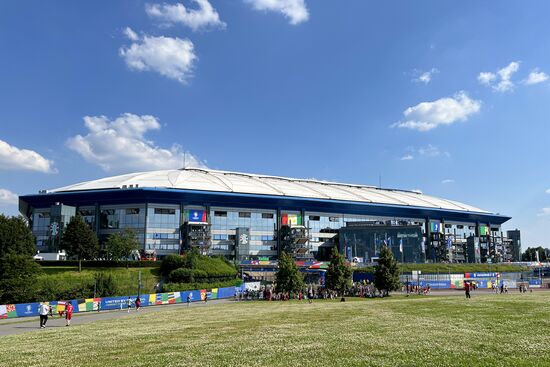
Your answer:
[464,282,471,299]
[65,302,74,326]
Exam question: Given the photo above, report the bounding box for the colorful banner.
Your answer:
[479,225,489,236]
[282,213,302,226]
[187,209,207,223]
[0,287,233,319]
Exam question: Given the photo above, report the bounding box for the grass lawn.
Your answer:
[1,293,549,367]
[38,267,160,295]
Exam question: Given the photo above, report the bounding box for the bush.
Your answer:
[160,255,186,276]
[0,254,43,304]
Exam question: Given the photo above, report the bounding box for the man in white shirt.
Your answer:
[39,302,49,328]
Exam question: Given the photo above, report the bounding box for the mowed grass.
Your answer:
[1,293,550,367]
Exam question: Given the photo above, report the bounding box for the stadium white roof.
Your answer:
[50,168,489,213]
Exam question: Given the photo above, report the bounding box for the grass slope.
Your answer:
[1,293,549,366]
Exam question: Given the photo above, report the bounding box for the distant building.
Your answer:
[19,168,511,261]
[506,229,521,262]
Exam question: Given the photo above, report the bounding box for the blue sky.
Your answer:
[1,1,550,248]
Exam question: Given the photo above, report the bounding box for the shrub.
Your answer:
[160,255,186,276]
[161,279,239,292]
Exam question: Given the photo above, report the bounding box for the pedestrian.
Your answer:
[135,297,141,311]
[65,301,74,326]
[39,302,49,328]
[187,293,192,307]
[127,297,132,313]
[204,292,208,303]
[464,281,471,299]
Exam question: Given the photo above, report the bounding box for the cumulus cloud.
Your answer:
[400,154,413,161]
[145,1,225,31]
[524,69,549,85]
[392,91,481,132]
[0,139,56,173]
[478,61,520,92]
[412,68,439,84]
[477,72,496,86]
[66,113,206,173]
[545,188,550,194]
[119,28,197,84]
[537,207,550,217]
[244,0,309,25]
[0,188,18,205]
[441,179,455,184]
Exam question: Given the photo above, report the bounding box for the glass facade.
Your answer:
[26,201,493,262]
[211,207,277,258]
[146,204,180,254]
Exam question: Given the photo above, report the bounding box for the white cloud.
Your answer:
[413,68,439,84]
[0,139,56,173]
[477,72,496,85]
[145,1,226,31]
[393,91,481,132]
[545,188,550,194]
[478,61,520,92]
[524,69,548,85]
[400,145,449,160]
[66,113,206,173]
[441,179,455,184]
[0,189,18,205]
[244,0,309,25]
[123,27,139,41]
[537,207,550,217]
[120,28,197,84]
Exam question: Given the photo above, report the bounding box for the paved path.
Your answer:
[0,298,231,337]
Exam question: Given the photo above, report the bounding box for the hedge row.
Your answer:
[161,279,240,292]
[168,268,235,283]
[37,260,160,268]
[353,263,529,274]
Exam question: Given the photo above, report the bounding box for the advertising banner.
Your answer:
[187,210,206,223]
[0,305,7,319]
[15,303,39,318]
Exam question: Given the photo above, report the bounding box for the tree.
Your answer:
[0,214,35,258]
[61,215,99,271]
[104,228,140,264]
[275,251,304,295]
[374,245,401,297]
[522,247,548,262]
[325,247,352,299]
[0,253,43,303]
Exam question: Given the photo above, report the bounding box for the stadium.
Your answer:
[19,167,513,264]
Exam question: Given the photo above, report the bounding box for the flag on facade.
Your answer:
[447,237,452,249]
[536,250,540,263]
[399,238,403,253]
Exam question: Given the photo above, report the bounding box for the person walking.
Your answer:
[65,301,74,326]
[127,297,132,313]
[464,281,471,299]
[39,302,50,328]
[187,293,192,307]
[135,297,141,311]
[204,292,208,304]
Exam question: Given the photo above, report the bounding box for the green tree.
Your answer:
[104,228,141,265]
[61,215,99,271]
[275,251,304,295]
[93,272,118,297]
[0,253,43,303]
[325,247,353,299]
[0,214,35,258]
[374,245,401,297]
[522,247,548,262]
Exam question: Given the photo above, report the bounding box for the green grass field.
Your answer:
[1,293,549,367]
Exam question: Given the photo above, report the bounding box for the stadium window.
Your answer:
[329,217,339,222]
[262,213,274,219]
[239,212,251,218]
[154,208,175,215]
[214,211,227,217]
[125,208,140,215]
[309,216,320,221]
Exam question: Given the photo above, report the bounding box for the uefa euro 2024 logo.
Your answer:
[239,233,249,245]
[192,211,199,220]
